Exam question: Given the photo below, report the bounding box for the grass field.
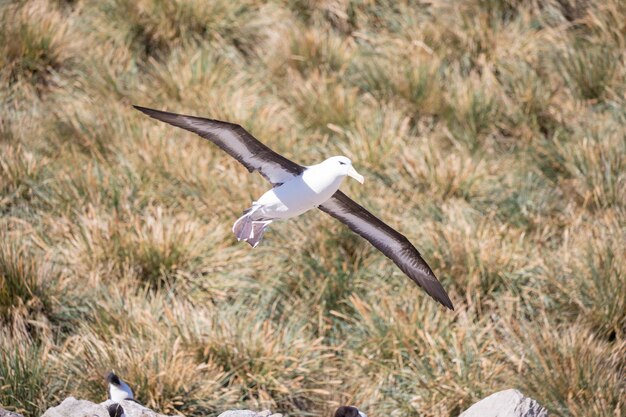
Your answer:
[1,0,625,416]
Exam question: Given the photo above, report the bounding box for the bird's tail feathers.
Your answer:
[233,213,272,248]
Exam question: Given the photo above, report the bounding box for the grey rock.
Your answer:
[0,408,25,417]
[100,400,174,417]
[40,398,173,417]
[40,397,282,417]
[41,398,108,417]
[459,389,548,417]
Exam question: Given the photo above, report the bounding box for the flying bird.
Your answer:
[106,372,134,402]
[335,406,367,417]
[134,105,453,310]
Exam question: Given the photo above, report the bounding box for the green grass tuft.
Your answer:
[0,341,56,417]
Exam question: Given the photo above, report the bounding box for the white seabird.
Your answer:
[335,406,368,417]
[134,105,454,310]
[106,372,134,402]
[231,155,364,247]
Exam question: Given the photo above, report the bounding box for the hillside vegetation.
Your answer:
[0,0,625,416]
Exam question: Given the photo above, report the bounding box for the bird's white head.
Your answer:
[324,156,364,184]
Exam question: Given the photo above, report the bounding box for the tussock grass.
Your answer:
[558,39,619,101]
[0,340,56,416]
[67,206,209,289]
[285,27,353,77]
[55,311,234,414]
[444,70,501,151]
[0,1,81,89]
[349,51,444,118]
[1,0,625,416]
[499,319,626,416]
[0,238,55,336]
[543,214,626,340]
[288,72,360,132]
[536,118,626,210]
[92,0,265,57]
[0,146,49,213]
[198,310,340,414]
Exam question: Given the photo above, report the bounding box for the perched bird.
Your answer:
[106,372,134,402]
[134,106,453,310]
[106,403,126,417]
[335,406,367,417]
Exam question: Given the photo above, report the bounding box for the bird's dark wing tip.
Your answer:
[417,271,454,310]
[434,283,454,310]
[133,104,158,116]
[429,285,454,310]
[133,105,182,125]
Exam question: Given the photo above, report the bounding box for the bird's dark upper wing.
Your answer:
[134,105,304,186]
[319,191,453,310]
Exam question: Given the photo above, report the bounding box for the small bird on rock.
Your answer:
[106,372,134,402]
[335,406,367,417]
[106,403,126,417]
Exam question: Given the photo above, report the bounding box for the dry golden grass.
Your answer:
[1,0,625,416]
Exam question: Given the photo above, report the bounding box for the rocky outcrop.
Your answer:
[39,398,282,417]
[41,398,107,417]
[41,398,170,417]
[459,389,548,417]
[0,409,25,417]
[37,389,546,417]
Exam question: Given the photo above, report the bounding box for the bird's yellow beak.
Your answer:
[347,166,364,184]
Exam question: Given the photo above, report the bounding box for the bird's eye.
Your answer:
[339,161,346,165]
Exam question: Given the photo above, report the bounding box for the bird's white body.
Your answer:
[233,156,363,247]
[254,158,357,219]
[109,379,133,402]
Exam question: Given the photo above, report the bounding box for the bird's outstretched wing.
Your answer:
[319,191,453,310]
[133,106,305,186]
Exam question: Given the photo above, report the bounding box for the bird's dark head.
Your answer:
[106,372,121,386]
[334,406,367,417]
[107,403,125,417]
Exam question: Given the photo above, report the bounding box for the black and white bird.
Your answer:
[134,105,453,310]
[335,406,367,417]
[106,403,126,417]
[106,372,134,402]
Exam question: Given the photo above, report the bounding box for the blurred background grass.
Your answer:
[0,0,625,416]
